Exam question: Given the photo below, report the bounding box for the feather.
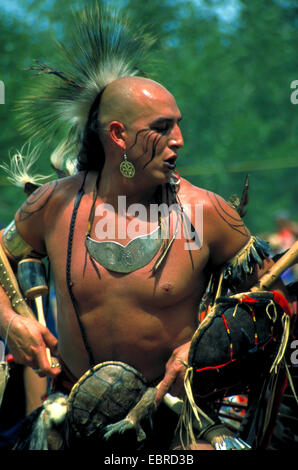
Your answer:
[238,174,249,218]
[16,4,156,157]
[223,235,270,283]
[50,139,77,177]
[0,142,52,189]
[228,175,249,218]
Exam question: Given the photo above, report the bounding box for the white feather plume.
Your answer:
[17,4,156,152]
[0,142,52,188]
[50,139,77,175]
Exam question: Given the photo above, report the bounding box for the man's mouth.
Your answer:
[163,156,177,170]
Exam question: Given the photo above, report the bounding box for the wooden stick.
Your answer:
[251,240,298,292]
[34,295,52,366]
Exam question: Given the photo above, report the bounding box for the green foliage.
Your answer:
[0,0,297,234]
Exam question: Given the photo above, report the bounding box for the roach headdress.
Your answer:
[16,3,156,175]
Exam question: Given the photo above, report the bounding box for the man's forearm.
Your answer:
[0,284,18,339]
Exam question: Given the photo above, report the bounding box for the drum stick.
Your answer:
[34,295,52,366]
[17,258,59,369]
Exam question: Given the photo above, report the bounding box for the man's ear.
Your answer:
[108,121,127,150]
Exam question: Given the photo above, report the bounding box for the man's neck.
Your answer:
[97,166,159,207]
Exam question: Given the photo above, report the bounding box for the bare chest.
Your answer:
[45,196,209,311]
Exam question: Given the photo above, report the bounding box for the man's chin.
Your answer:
[140,168,173,188]
[155,169,173,184]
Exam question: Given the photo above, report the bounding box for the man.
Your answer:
[0,7,292,450]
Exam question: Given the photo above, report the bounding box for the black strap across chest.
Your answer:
[66,172,96,368]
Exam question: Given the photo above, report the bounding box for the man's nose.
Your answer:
[169,125,184,149]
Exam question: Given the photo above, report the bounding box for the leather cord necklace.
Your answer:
[66,171,96,368]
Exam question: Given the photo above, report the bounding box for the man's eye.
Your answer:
[153,124,170,133]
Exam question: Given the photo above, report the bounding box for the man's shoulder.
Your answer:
[28,173,82,205]
[178,178,251,260]
[12,173,84,254]
[15,173,83,224]
[179,178,240,215]
[178,177,219,209]
[45,172,83,194]
[178,178,206,200]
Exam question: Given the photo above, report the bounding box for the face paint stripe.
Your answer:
[127,128,148,151]
[143,133,162,169]
[143,130,155,155]
[126,127,165,170]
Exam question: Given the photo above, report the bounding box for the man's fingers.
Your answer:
[155,373,176,405]
[32,343,61,378]
[6,315,60,377]
[155,355,188,404]
[42,327,58,354]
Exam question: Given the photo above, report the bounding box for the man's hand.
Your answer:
[5,313,60,378]
[155,341,190,405]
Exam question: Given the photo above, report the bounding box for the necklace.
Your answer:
[85,172,181,274]
[86,224,163,273]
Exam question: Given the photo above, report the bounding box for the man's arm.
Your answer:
[14,180,59,254]
[156,190,293,401]
[204,191,293,306]
[0,286,59,378]
[0,182,60,378]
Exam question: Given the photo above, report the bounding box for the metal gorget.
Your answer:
[85,225,162,273]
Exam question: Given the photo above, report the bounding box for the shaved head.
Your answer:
[98,76,177,134]
[77,76,182,173]
[77,75,182,181]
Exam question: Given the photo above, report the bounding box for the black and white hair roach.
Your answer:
[15,3,156,176]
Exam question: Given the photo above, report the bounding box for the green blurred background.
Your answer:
[0,0,297,237]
